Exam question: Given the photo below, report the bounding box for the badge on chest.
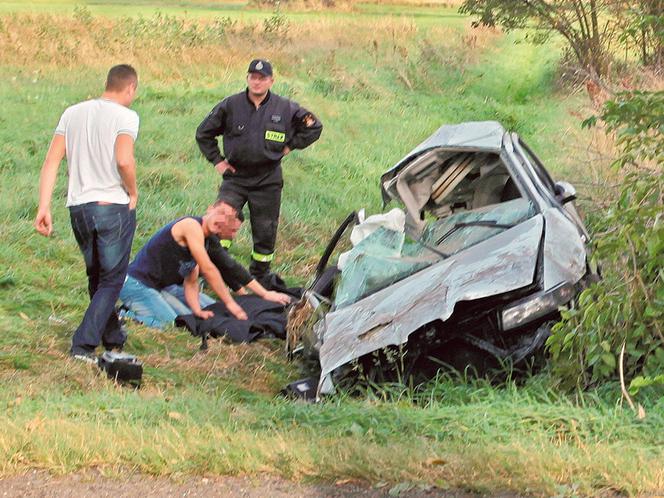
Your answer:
[265,130,285,142]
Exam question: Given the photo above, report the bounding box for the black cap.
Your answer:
[248,59,273,77]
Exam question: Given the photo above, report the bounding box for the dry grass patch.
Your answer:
[0,12,469,81]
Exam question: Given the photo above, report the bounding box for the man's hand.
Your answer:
[263,291,292,305]
[282,145,291,156]
[35,134,65,238]
[129,193,138,210]
[34,208,53,237]
[195,309,215,320]
[215,160,236,175]
[226,300,248,320]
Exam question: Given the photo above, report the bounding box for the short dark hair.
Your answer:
[105,64,138,92]
[213,199,244,222]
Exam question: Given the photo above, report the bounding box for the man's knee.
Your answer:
[218,183,247,212]
[122,308,174,329]
[252,214,279,237]
[120,277,177,329]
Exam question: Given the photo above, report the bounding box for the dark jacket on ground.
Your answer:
[195,89,322,178]
[176,295,288,343]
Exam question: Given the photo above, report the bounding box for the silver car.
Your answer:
[287,121,599,397]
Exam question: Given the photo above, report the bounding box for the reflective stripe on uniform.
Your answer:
[265,130,286,142]
[219,239,232,248]
[251,251,274,262]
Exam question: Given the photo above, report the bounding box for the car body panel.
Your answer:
[317,215,543,390]
[542,208,587,288]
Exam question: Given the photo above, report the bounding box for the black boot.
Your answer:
[250,260,271,281]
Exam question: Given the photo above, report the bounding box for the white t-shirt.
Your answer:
[55,98,139,207]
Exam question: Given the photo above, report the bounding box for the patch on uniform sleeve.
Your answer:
[303,113,316,128]
[265,130,286,142]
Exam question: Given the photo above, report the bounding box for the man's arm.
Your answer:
[205,239,290,304]
[206,237,252,290]
[286,102,323,151]
[115,134,138,209]
[34,134,66,237]
[178,219,248,320]
[244,279,292,305]
[196,100,236,175]
[183,266,214,319]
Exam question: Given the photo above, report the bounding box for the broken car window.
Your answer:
[334,198,536,308]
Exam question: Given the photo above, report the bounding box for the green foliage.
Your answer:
[614,0,663,67]
[72,5,93,26]
[597,90,663,168]
[459,0,613,77]
[262,3,289,40]
[118,12,237,48]
[549,91,664,395]
[2,3,661,493]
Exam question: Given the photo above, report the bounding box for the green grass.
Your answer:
[0,2,662,496]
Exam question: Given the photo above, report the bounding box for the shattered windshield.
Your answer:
[334,198,535,308]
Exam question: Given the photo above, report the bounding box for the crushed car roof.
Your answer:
[381,121,506,200]
[408,120,505,152]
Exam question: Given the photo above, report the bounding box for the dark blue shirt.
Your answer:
[128,217,202,290]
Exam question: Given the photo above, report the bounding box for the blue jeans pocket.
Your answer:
[94,211,123,246]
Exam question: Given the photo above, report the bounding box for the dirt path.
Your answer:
[0,470,524,497]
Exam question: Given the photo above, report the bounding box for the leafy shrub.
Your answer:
[548,91,664,396]
[263,9,289,40]
[118,12,236,49]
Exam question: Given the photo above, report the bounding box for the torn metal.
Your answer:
[286,121,598,397]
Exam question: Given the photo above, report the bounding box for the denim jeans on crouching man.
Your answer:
[69,202,136,354]
[119,276,216,329]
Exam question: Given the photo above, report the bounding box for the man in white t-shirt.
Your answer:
[35,64,140,362]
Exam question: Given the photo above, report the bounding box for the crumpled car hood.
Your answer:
[317,215,544,389]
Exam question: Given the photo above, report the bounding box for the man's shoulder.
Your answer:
[68,99,138,121]
[173,216,204,236]
[62,99,95,115]
[270,92,292,104]
[101,100,138,119]
[225,90,248,105]
[270,92,302,113]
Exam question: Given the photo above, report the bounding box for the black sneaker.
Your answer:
[69,350,98,365]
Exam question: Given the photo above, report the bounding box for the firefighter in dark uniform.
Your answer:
[196,59,323,283]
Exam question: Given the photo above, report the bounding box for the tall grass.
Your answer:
[1,4,657,495]
[1,375,662,494]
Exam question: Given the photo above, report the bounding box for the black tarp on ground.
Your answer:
[175,295,289,343]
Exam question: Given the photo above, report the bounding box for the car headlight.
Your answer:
[499,282,575,331]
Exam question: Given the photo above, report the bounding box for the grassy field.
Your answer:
[0,1,662,496]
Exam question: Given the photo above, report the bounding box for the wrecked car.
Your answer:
[287,121,599,397]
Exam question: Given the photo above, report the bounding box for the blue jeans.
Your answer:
[119,276,216,329]
[69,202,136,354]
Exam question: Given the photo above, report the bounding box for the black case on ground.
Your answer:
[98,351,143,387]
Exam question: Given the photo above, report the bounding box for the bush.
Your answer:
[547,91,664,396]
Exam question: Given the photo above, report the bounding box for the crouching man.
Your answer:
[119,202,290,329]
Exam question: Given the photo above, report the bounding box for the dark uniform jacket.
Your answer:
[205,235,252,291]
[196,89,322,179]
